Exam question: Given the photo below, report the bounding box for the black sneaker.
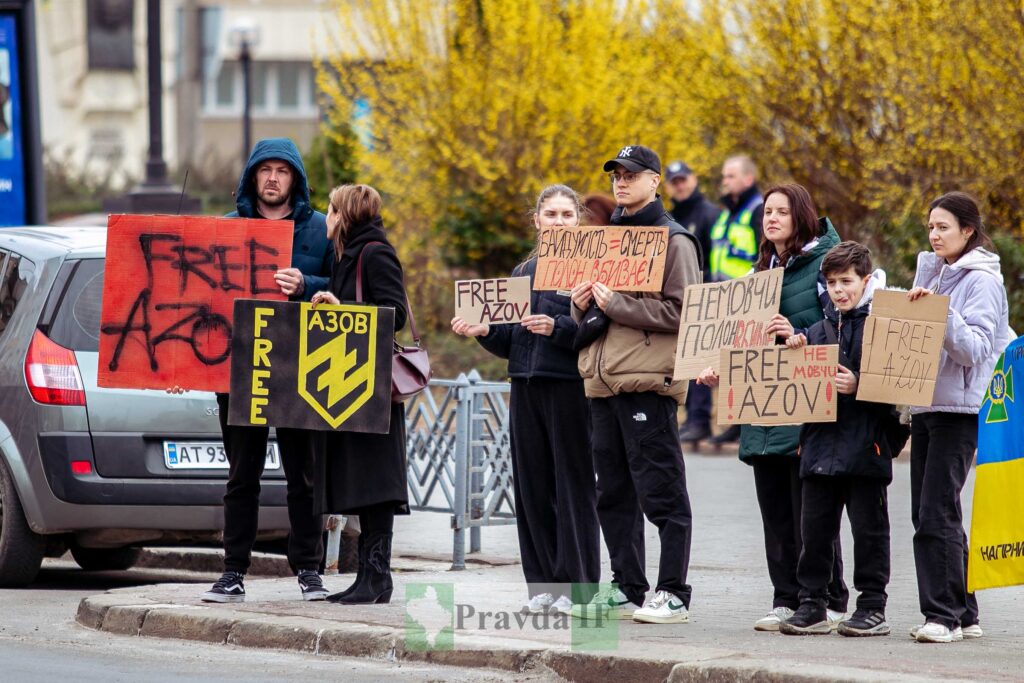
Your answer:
[298,570,329,601]
[201,571,246,603]
[838,609,890,637]
[779,603,831,635]
[678,423,711,443]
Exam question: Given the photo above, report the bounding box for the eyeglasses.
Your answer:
[608,171,655,185]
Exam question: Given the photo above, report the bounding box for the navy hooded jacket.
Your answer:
[226,138,333,300]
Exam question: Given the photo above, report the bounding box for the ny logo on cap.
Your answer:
[618,146,634,158]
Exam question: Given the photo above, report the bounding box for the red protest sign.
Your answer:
[98,214,294,392]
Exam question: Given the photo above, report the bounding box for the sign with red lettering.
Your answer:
[454,276,531,325]
[674,269,784,380]
[98,214,293,392]
[717,344,839,425]
[857,289,950,406]
[534,226,669,292]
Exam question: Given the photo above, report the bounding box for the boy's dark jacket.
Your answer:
[799,270,896,482]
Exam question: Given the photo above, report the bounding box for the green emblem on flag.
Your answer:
[983,354,1013,424]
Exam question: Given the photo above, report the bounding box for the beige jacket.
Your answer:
[572,232,702,404]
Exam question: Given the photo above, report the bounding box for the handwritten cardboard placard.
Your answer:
[717,345,839,425]
[228,299,394,433]
[857,289,950,406]
[98,214,293,392]
[674,268,784,380]
[454,276,531,324]
[534,225,669,292]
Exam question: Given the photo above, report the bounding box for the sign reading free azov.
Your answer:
[228,299,395,433]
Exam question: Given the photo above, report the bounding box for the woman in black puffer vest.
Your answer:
[451,185,600,616]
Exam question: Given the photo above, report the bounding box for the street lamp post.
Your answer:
[228,22,260,167]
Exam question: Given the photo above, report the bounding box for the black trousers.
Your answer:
[510,379,600,596]
[752,456,848,612]
[683,380,711,428]
[797,475,890,611]
[591,391,693,607]
[217,393,323,574]
[911,412,980,629]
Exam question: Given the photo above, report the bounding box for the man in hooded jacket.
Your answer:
[200,138,334,604]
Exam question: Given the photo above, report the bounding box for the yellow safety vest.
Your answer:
[709,201,760,281]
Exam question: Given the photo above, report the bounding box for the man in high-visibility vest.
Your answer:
[708,155,764,446]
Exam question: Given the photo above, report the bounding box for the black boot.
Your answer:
[326,533,364,603]
[335,532,393,604]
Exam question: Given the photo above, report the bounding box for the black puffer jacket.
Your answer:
[477,258,580,380]
[799,271,895,482]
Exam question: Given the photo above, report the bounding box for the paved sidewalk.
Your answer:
[77,455,1024,682]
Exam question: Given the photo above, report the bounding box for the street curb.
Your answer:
[75,595,945,683]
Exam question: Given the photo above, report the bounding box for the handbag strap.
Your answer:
[355,241,421,344]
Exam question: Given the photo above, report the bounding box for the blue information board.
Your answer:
[0,14,26,225]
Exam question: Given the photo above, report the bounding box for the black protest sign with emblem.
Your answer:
[228,299,395,433]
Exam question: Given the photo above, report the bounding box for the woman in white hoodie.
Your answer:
[906,192,1012,644]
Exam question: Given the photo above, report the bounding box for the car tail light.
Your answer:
[71,460,93,475]
[25,329,86,406]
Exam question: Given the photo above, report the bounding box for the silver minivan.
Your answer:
[0,227,289,586]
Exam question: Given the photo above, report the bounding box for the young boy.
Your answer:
[779,241,894,637]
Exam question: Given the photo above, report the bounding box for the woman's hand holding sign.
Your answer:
[310,290,341,307]
[451,317,490,337]
[906,286,934,302]
[786,333,807,349]
[836,365,858,395]
[696,366,719,388]
[592,282,615,311]
[570,280,594,311]
[521,314,555,336]
[765,313,795,340]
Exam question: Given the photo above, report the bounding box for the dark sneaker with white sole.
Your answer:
[298,570,329,601]
[201,571,246,603]
[779,603,831,635]
[838,609,890,637]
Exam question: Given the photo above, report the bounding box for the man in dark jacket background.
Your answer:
[665,161,718,446]
[201,138,334,604]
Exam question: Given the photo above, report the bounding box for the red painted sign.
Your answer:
[98,214,294,392]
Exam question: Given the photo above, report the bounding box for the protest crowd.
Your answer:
[154,135,1013,646]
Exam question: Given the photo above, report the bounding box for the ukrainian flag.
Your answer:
[969,334,1024,592]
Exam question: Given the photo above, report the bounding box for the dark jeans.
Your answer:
[591,392,693,607]
[798,475,890,611]
[510,379,600,596]
[217,393,323,574]
[683,380,711,428]
[752,456,848,612]
[911,412,980,629]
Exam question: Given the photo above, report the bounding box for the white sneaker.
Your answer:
[915,622,963,643]
[524,593,554,614]
[550,595,573,616]
[632,590,689,624]
[754,606,794,632]
[962,624,984,639]
[570,586,637,620]
[909,623,922,639]
[827,609,847,631]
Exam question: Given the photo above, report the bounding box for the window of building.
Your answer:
[202,61,319,119]
[86,0,135,71]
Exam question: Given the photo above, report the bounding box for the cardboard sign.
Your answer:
[454,276,531,324]
[717,345,839,425]
[674,268,784,380]
[228,299,395,433]
[534,225,669,292]
[856,290,950,406]
[98,214,293,392]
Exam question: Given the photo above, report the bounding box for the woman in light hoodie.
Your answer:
[906,192,1012,644]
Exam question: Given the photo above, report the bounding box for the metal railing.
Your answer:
[325,370,516,572]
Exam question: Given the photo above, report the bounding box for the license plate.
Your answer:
[163,441,281,470]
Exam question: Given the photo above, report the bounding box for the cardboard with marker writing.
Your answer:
[228,299,394,433]
[454,276,531,325]
[856,289,949,406]
[534,225,669,292]
[717,344,839,426]
[674,268,784,380]
[98,214,293,392]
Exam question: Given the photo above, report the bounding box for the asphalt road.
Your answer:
[0,561,555,683]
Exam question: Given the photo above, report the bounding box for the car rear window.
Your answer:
[46,258,104,352]
[0,252,36,341]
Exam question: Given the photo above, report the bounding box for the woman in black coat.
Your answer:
[311,184,408,605]
[451,184,600,615]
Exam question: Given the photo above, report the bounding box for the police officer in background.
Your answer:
[665,161,719,446]
[707,154,764,445]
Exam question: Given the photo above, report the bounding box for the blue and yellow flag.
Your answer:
[969,334,1024,592]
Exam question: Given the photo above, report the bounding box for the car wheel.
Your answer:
[0,459,46,587]
[69,544,141,572]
